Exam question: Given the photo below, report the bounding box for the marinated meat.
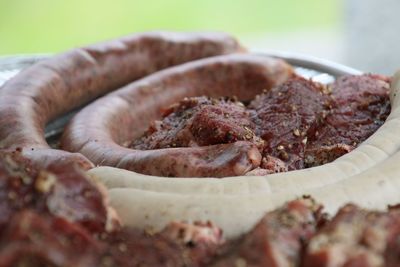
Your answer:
[303,204,400,267]
[210,197,323,267]
[0,210,103,267]
[160,221,224,265]
[131,96,263,150]
[249,76,331,170]
[0,154,226,267]
[0,151,114,234]
[130,74,390,174]
[101,228,189,267]
[0,211,225,267]
[305,75,390,167]
[105,221,224,267]
[330,75,390,144]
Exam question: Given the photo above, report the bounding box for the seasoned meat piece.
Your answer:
[131,96,264,150]
[129,74,390,174]
[45,162,118,233]
[0,152,225,267]
[0,210,103,267]
[249,77,331,170]
[305,74,390,167]
[1,152,229,267]
[303,204,400,267]
[0,212,224,267]
[103,221,224,267]
[102,228,188,267]
[161,221,224,265]
[211,197,323,267]
[304,144,353,168]
[0,151,114,234]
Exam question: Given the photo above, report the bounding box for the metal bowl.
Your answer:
[0,52,362,146]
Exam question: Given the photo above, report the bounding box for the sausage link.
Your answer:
[0,32,243,169]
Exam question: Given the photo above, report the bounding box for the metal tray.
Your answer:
[0,52,362,145]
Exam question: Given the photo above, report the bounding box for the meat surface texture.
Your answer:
[210,197,323,267]
[0,151,113,234]
[104,221,225,267]
[0,210,103,267]
[123,74,390,176]
[0,153,227,267]
[131,96,263,150]
[321,74,390,146]
[303,204,400,267]
[305,74,391,167]
[248,76,331,170]
[0,152,111,266]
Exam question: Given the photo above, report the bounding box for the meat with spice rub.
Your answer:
[0,152,225,266]
[303,204,400,267]
[2,154,400,267]
[130,74,390,175]
[210,197,324,267]
[305,74,390,167]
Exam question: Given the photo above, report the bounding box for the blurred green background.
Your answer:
[0,0,339,55]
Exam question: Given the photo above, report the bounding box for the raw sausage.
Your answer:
[0,32,243,169]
